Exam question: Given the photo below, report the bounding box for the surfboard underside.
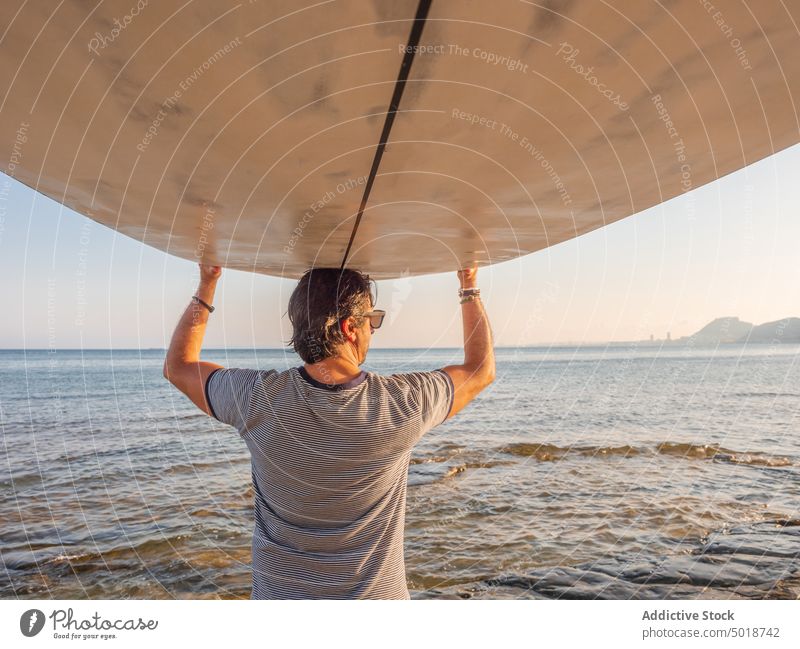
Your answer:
[1,0,798,279]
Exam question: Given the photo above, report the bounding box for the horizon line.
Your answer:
[1,340,794,352]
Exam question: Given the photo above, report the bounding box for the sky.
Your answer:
[1,143,799,349]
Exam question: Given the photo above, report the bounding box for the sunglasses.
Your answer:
[339,309,386,331]
[364,309,386,330]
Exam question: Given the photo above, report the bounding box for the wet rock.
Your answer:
[424,520,800,599]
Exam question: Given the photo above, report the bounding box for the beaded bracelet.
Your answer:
[458,287,481,298]
[459,295,480,304]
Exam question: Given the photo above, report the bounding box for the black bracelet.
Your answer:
[192,295,215,313]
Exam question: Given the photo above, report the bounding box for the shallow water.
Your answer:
[1,345,799,599]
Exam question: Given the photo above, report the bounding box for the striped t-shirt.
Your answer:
[205,364,454,599]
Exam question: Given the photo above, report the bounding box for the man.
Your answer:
[163,264,495,599]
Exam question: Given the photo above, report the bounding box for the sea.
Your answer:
[1,345,799,599]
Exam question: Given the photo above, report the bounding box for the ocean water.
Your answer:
[1,345,799,599]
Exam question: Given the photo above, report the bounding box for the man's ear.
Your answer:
[340,316,356,341]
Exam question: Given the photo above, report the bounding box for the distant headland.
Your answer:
[640,316,800,345]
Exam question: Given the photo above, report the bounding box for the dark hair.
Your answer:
[287,268,375,364]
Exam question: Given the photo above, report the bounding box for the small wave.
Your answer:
[431,442,466,454]
[61,447,130,464]
[0,471,44,489]
[444,465,466,478]
[730,392,800,398]
[500,443,642,461]
[408,452,514,486]
[46,552,92,564]
[442,460,513,479]
[496,441,792,467]
[165,458,249,474]
[188,508,223,518]
[657,442,729,460]
[717,453,793,468]
[409,455,449,466]
[35,534,191,570]
[501,443,567,461]
[178,412,210,420]
[656,443,792,467]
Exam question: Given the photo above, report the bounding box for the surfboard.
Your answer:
[1,0,798,279]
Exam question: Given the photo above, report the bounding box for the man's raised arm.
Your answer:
[440,267,495,419]
[163,264,224,416]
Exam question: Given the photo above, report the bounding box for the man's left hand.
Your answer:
[200,264,222,283]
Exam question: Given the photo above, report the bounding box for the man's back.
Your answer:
[205,365,454,599]
[164,265,493,598]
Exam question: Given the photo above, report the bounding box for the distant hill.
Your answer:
[678,316,753,344]
[736,317,800,343]
[673,316,800,344]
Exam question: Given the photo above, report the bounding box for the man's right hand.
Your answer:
[458,267,478,289]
